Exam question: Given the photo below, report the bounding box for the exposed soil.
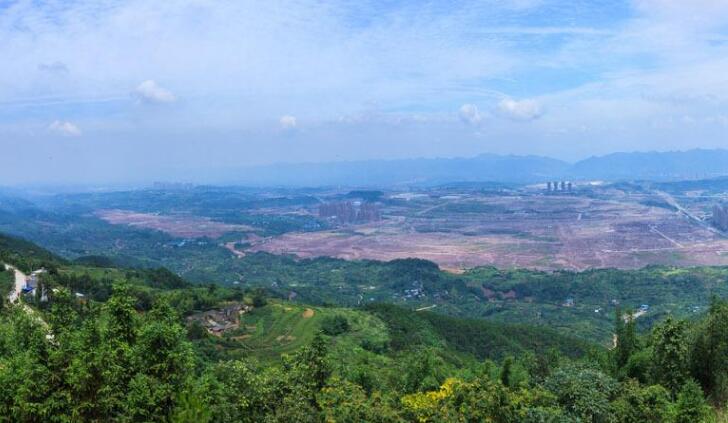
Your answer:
[97,209,254,238]
[249,194,728,271]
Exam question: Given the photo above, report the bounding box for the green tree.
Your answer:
[690,298,728,403]
[250,287,267,308]
[66,317,107,420]
[103,283,138,344]
[198,360,274,422]
[614,307,639,374]
[500,356,515,387]
[48,288,78,336]
[319,378,400,422]
[545,365,618,422]
[623,347,652,384]
[673,380,713,423]
[651,316,689,396]
[96,283,139,417]
[125,299,195,420]
[528,348,561,383]
[398,348,445,394]
[612,380,671,423]
[170,387,213,423]
[320,314,350,336]
[0,309,56,421]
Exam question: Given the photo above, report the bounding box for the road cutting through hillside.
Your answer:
[5,264,26,304]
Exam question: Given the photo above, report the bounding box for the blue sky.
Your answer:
[2,0,728,184]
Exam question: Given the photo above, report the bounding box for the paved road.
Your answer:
[654,190,727,238]
[5,264,27,304]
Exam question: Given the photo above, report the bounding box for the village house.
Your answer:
[187,303,253,336]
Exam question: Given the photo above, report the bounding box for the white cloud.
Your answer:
[48,120,82,137]
[133,80,176,104]
[497,98,543,121]
[459,104,484,125]
[3,0,728,170]
[279,115,297,129]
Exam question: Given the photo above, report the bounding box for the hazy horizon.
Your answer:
[3,1,728,184]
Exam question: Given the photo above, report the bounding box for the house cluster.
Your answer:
[187,303,252,336]
[21,269,45,294]
[403,281,425,300]
[318,201,382,224]
[480,287,518,302]
[164,239,209,248]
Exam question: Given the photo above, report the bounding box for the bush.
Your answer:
[250,288,267,308]
[320,315,350,336]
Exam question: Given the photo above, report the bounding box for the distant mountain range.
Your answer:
[235,154,567,187]
[567,149,728,181]
[225,148,728,187]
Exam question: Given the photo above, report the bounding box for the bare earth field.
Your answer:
[96,209,254,238]
[247,193,728,271]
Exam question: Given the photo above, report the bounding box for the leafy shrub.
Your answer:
[320,315,350,336]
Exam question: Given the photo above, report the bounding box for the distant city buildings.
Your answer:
[319,201,381,224]
[546,181,573,192]
[712,204,728,231]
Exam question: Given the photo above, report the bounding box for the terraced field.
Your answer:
[210,302,390,361]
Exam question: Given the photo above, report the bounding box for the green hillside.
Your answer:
[366,303,594,360]
[0,232,64,271]
[1,232,727,421]
[192,300,596,365]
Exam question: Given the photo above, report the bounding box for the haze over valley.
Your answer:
[3,1,728,421]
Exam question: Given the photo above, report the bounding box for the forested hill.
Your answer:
[0,232,65,271]
[1,233,727,421]
[364,303,593,360]
[569,149,728,181]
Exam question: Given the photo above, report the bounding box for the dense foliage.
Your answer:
[3,188,728,343]
[1,233,728,421]
[1,272,727,421]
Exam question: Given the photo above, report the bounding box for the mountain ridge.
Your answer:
[227,148,728,187]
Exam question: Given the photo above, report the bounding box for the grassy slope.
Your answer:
[195,300,599,365]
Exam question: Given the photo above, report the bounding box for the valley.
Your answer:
[1,179,728,421]
[2,180,728,344]
[7,179,727,274]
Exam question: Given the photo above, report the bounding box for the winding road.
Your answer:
[4,264,27,304]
